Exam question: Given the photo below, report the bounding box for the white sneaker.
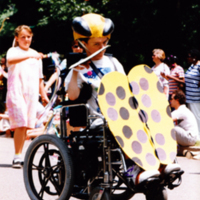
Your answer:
[164,163,181,175]
[12,158,23,168]
[127,164,160,185]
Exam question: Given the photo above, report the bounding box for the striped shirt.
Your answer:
[168,66,184,95]
[185,64,200,103]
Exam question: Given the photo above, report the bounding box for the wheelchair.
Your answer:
[23,53,184,200]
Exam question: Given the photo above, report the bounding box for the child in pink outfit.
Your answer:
[6,25,49,168]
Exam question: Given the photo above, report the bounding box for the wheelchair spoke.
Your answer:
[31,163,44,171]
[49,164,64,192]
[43,143,51,167]
[38,163,63,196]
[49,173,62,195]
[38,177,49,198]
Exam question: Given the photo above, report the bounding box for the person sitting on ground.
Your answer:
[170,90,199,146]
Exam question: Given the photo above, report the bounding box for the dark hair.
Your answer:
[188,49,200,60]
[172,90,186,105]
[164,55,178,66]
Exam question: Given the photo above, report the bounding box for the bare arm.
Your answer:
[7,52,44,65]
[163,85,168,97]
[0,114,9,120]
[39,79,49,105]
[68,70,81,100]
[44,72,58,92]
[166,75,185,83]
[67,62,91,101]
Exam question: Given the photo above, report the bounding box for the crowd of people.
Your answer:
[151,48,200,147]
[0,13,199,175]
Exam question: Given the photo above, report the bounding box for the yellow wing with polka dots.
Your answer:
[128,65,177,165]
[98,71,160,171]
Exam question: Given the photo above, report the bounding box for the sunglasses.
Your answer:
[73,45,80,48]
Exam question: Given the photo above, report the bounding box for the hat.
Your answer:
[72,13,114,40]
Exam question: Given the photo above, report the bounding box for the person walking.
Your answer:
[6,25,49,168]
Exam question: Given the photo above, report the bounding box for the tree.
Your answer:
[1,0,200,71]
[33,0,109,54]
[0,1,17,58]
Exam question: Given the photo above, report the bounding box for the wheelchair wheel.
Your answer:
[23,134,74,200]
[89,187,111,200]
[146,187,168,200]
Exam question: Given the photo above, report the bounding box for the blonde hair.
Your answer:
[13,25,33,47]
[152,49,166,61]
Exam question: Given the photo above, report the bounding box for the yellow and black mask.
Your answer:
[72,13,114,40]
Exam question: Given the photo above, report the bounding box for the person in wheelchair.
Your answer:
[65,13,180,188]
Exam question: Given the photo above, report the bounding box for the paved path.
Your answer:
[0,136,200,200]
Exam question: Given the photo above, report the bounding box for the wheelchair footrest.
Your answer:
[165,170,184,189]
